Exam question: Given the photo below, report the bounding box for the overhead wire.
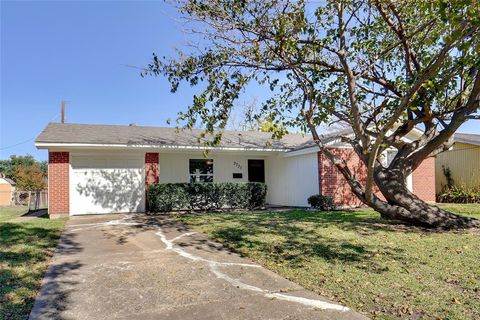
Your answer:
[0,112,61,151]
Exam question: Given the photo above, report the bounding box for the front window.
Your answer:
[189,159,213,182]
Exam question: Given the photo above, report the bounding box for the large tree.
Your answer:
[14,164,47,191]
[145,0,480,228]
[0,155,47,180]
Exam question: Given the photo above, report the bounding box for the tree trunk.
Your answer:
[372,168,480,229]
[313,133,479,229]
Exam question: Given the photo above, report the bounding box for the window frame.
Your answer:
[189,159,214,183]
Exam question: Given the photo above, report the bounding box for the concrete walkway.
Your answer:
[30,214,368,320]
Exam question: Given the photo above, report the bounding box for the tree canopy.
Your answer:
[0,155,47,191]
[145,0,480,228]
[14,164,47,191]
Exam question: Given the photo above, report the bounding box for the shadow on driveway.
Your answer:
[29,214,369,320]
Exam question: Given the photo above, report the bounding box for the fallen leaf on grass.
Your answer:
[452,297,462,304]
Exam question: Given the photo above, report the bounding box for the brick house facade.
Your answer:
[37,123,436,216]
[412,156,436,202]
[318,150,436,207]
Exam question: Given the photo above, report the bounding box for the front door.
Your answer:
[248,160,265,183]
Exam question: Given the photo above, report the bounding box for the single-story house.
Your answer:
[0,176,16,206]
[35,122,436,217]
[435,133,480,193]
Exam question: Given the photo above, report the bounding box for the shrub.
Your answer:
[183,183,208,211]
[442,165,455,190]
[224,183,249,209]
[437,166,480,203]
[148,182,267,212]
[437,186,480,204]
[307,194,335,211]
[247,182,267,209]
[148,183,188,212]
[186,183,226,210]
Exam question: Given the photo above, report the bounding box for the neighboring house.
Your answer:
[0,176,16,206]
[35,123,436,217]
[435,133,480,193]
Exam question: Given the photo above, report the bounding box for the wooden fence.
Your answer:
[0,190,48,211]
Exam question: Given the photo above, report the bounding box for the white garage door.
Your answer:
[70,154,145,215]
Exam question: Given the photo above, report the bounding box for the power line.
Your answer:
[0,113,60,151]
[0,137,36,151]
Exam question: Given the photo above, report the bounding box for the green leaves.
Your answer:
[147,182,267,211]
[143,0,479,155]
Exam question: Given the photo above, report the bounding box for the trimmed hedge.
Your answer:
[148,182,267,212]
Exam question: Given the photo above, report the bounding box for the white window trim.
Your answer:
[189,159,214,183]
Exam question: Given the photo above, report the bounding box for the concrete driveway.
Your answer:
[29,214,368,320]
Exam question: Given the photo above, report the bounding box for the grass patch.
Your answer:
[177,203,480,319]
[0,207,28,224]
[0,207,66,320]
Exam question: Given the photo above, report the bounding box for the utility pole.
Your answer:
[61,100,66,123]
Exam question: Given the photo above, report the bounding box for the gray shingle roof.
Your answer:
[38,123,476,150]
[454,133,480,146]
[36,123,318,151]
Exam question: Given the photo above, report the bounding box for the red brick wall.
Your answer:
[412,156,436,202]
[318,149,368,207]
[145,153,159,185]
[319,149,436,207]
[48,152,69,216]
[145,152,159,211]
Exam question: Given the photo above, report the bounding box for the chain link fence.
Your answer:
[0,190,48,211]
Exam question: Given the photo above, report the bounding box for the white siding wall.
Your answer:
[435,142,480,193]
[159,153,190,183]
[159,153,265,183]
[160,152,319,207]
[265,153,319,207]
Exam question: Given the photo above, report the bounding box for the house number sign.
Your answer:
[233,161,242,170]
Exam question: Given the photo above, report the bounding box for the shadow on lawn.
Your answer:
[195,210,413,272]
[0,222,82,320]
[209,225,401,271]
[209,209,442,234]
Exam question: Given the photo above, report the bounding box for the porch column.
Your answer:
[48,151,70,218]
[145,152,159,185]
[145,153,159,211]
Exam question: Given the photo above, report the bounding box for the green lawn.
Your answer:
[0,207,66,320]
[177,204,480,319]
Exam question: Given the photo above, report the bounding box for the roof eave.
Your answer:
[35,142,290,153]
[454,138,480,146]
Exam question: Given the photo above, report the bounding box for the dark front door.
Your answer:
[248,160,265,183]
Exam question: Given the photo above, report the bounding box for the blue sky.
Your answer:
[1,0,220,160]
[1,1,479,160]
